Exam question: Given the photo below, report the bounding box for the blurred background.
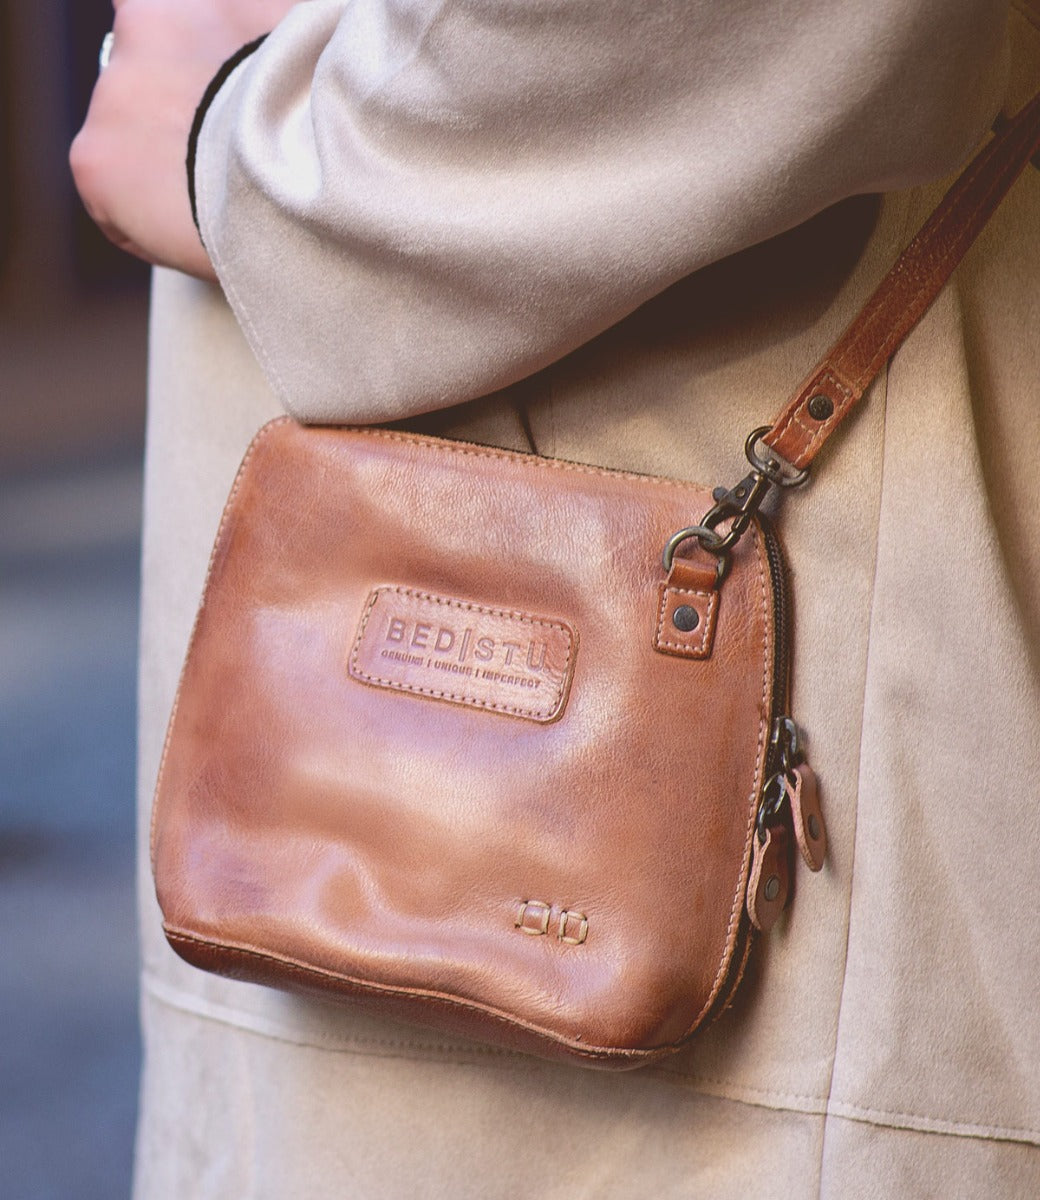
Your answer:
[2,3,149,1196]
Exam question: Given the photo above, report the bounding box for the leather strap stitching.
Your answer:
[764,90,1040,470]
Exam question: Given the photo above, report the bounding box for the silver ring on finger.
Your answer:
[98,31,115,74]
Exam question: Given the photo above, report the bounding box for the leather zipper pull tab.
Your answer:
[788,762,827,872]
[747,823,790,932]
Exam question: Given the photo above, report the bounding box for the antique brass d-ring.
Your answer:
[661,525,730,584]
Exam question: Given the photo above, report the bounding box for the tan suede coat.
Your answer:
[134,3,1040,1195]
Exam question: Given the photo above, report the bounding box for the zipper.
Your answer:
[759,517,791,761]
[745,519,799,933]
[758,516,801,807]
[746,516,828,930]
[665,434,820,933]
[757,515,799,830]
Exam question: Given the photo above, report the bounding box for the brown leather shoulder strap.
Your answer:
[762,90,1040,472]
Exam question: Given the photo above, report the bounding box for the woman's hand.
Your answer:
[71,0,298,281]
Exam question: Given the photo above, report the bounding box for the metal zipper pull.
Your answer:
[747,717,826,930]
[747,761,791,931]
[767,717,827,873]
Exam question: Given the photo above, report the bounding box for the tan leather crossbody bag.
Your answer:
[151,95,1040,1069]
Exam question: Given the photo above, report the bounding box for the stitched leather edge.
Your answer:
[653,585,719,657]
[164,928,674,1067]
[679,518,773,1039]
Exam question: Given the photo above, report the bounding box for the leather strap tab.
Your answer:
[762,90,1040,471]
[653,557,720,659]
[788,763,827,872]
[747,824,790,933]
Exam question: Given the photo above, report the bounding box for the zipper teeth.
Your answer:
[758,517,791,777]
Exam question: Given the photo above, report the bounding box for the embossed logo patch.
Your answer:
[348,587,577,723]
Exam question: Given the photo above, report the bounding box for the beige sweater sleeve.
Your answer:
[193,0,1009,424]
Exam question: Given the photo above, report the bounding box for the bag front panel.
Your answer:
[152,420,775,1064]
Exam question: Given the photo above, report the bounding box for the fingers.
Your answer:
[70,0,238,282]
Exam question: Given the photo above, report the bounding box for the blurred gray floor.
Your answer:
[1,456,143,1200]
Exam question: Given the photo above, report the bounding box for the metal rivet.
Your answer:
[808,814,821,840]
[672,605,700,632]
[807,394,834,421]
[764,875,781,902]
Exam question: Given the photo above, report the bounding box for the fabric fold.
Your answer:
[192,0,1008,424]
